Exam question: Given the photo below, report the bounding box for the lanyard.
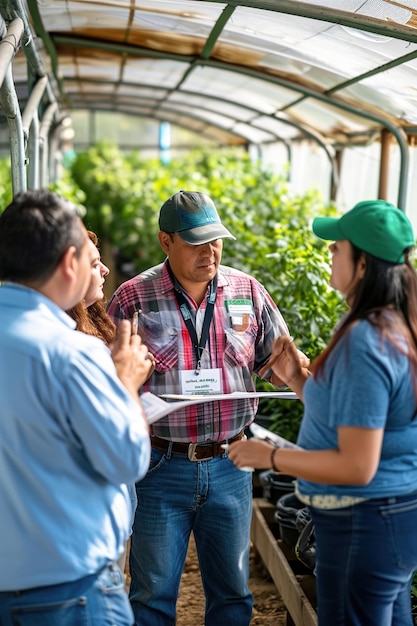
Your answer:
[167,262,217,374]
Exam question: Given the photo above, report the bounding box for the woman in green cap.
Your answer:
[228,199,417,626]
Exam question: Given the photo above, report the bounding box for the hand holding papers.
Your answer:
[224,423,302,473]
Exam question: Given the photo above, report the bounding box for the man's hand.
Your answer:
[260,336,310,398]
[111,320,154,398]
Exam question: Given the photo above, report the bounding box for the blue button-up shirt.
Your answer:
[0,283,150,591]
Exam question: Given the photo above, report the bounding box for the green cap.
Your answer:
[312,200,415,263]
[159,190,236,245]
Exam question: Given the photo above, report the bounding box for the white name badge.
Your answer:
[180,368,222,395]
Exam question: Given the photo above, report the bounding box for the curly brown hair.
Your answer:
[67,231,116,347]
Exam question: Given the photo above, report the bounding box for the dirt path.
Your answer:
[176,534,288,625]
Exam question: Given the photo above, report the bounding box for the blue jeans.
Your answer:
[0,563,133,625]
[310,491,417,626]
[129,447,253,626]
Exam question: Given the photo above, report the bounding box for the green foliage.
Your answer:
[49,168,87,217]
[0,160,83,216]
[70,143,165,269]
[69,143,346,442]
[0,158,13,212]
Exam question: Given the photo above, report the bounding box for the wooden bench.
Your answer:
[251,498,317,626]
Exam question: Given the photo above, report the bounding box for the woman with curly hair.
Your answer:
[67,230,116,345]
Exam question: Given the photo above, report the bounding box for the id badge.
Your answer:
[179,368,222,395]
[225,299,253,332]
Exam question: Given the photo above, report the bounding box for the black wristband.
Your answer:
[270,447,279,472]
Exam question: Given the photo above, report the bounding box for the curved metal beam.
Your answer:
[66,105,294,174]
[21,74,48,140]
[39,101,57,187]
[0,17,22,88]
[65,99,248,145]
[27,112,39,189]
[0,64,26,193]
[61,76,338,180]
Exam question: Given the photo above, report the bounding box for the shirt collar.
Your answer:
[0,282,77,329]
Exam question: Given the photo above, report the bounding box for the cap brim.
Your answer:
[312,216,344,241]
[178,224,236,245]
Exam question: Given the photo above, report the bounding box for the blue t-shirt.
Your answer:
[297,318,417,499]
[0,283,151,590]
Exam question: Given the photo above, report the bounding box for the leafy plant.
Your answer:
[0,158,13,212]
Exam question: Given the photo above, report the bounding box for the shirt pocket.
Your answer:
[138,312,178,373]
[223,320,258,368]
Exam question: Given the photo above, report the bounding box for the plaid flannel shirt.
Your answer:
[107,260,289,442]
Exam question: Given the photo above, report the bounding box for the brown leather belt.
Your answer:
[151,429,245,462]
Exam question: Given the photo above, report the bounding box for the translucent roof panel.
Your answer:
[180,66,297,114]
[3,0,417,149]
[167,91,260,124]
[253,117,305,141]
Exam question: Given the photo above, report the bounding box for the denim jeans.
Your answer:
[129,447,253,626]
[310,491,417,626]
[0,563,133,625]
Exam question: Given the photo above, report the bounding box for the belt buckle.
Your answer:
[187,443,214,462]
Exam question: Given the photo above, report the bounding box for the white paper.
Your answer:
[249,422,302,450]
[160,391,298,401]
[140,390,298,425]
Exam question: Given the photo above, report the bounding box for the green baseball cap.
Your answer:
[159,190,236,245]
[312,200,415,263]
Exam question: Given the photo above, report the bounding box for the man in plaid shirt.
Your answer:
[107,190,293,626]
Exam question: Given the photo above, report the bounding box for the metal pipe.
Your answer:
[0,17,22,88]
[22,75,48,140]
[0,64,26,193]
[39,102,57,187]
[27,113,39,189]
[49,119,68,184]
[4,0,56,103]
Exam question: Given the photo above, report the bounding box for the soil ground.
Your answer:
[176,534,288,625]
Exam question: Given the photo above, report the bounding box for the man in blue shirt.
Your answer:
[0,190,152,626]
